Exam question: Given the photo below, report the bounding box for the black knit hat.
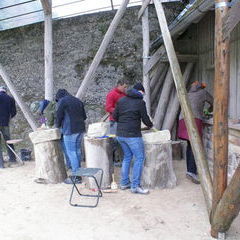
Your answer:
[133,82,145,93]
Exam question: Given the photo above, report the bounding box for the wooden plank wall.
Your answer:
[197,11,240,120]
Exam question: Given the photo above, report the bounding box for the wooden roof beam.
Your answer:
[159,54,198,63]
[223,0,240,40]
[40,0,52,15]
[138,0,151,20]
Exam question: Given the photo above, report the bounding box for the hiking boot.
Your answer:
[120,183,131,190]
[64,176,82,184]
[131,186,149,195]
[186,172,200,184]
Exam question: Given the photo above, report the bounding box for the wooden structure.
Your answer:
[1,0,240,238]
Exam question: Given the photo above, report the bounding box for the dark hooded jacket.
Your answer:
[113,88,153,137]
[0,91,16,126]
[55,89,87,135]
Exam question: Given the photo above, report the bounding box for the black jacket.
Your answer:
[55,92,86,135]
[0,92,16,126]
[113,89,153,137]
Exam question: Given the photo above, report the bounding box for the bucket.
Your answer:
[20,149,32,161]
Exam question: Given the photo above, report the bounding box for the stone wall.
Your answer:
[203,122,240,181]
[0,4,183,149]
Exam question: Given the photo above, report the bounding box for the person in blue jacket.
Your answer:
[55,89,87,184]
[0,86,17,168]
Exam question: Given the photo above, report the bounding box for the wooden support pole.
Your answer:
[211,0,230,237]
[138,0,151,20]
[150,64,168,105]
[150,63,165,89]
[76,0,130,99]
[154,67,174,130]
[41,0,53,101]
[211,163,240,233]
[153,0,213,213]
[162,63,194,131]
[142,2,151,115]
[0,64,38,131]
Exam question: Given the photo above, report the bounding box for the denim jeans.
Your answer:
[60,137,71,169]
[0,126,16,167]
[117,137,145,189]
[63,133,83,175]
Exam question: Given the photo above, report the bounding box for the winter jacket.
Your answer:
[179,85,213,121]
[105,88,126,121]
[0,92,16,126]
[55,92,87,135]
[113,89,153,137]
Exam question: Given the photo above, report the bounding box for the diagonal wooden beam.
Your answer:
[223,0,240,40]
[40,0,52,15]
[138,0,151,20]
[153,0,213,214]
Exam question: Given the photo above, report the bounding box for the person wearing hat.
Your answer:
[178,81,213,184]
[0,86,17,168]
[55,89,87,184]
[113,82,153,194]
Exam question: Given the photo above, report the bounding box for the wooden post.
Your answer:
[162,63,194,131]
[211,0,230,237]
[150,64,168,105]
[153,0,213,213]
[154,67,174,129]
[41,0,53,101]
[211,163,240,234]
[76,0,130,99]
[142,2,151,115]
[0,64,38,131]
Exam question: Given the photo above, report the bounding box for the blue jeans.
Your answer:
[60,137,71,169]
[63,133,83,175]
[117,137,145,189]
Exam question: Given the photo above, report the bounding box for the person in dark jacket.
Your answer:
[55,89,87,184]
[0,86,17,168]
[178,81,213,184]
[113,82,153,194]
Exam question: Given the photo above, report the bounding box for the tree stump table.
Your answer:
[29,128,67,184]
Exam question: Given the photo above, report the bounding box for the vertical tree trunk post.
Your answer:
[142,1,151,115]
[0,64,38,131]
[76,0,130,99]
[162,63,194,131]
[211,0,230,238]
[153,0,213,214]
[41,0,53,101]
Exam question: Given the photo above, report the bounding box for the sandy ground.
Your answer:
[0,160,239,240]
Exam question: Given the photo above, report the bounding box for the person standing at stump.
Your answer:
[55,89,87,184]
[105,80,128,134]
[0,86,17,168]
[178,81,213,184]
[113,82,153,194]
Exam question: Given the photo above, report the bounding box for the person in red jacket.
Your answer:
[105,80,127,134]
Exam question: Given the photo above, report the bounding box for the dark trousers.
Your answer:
[186,140,197,174]
[0,126,16,167]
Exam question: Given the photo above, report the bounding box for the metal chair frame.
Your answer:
[69,168,103,208]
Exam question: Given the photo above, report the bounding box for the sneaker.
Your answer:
[120,183,131,190]
[186,172,200,184]
[131,186,149,195]
[64,176,82,184]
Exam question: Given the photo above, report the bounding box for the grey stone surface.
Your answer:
[0,4,183,150]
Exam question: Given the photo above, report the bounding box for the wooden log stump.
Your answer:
[84,136,113,189]
[141,131,177,189]
[29,128,67,184]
